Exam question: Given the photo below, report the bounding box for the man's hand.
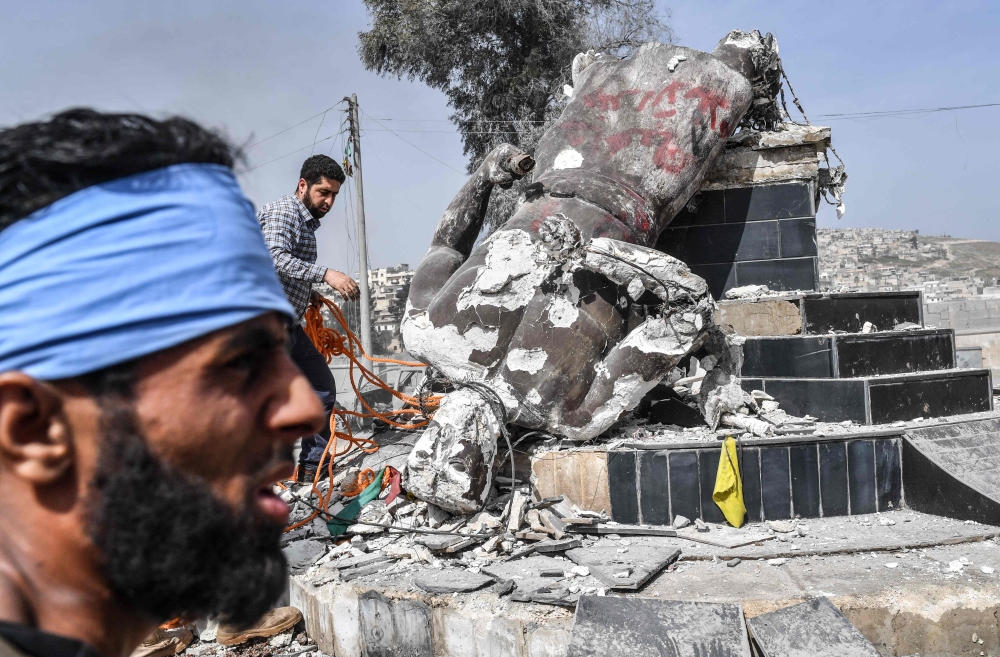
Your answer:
[324,269,360,301]
[309,289,324,305]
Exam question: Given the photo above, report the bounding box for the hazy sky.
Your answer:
[3,1,998,274]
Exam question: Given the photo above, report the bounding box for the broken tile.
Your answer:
[414,570,494,594]
[565,544,680,590]
[747,596,880,656]
[567,597,751,656]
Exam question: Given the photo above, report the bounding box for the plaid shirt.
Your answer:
[257,195,326,321]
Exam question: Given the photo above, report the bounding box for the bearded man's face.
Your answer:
[81,313,323,626]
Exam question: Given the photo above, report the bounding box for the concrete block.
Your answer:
[359,591,433,657]
[527,629,570,657]
[437,613,477,657]
[715,299,802,336]
[531,451,611,515]
[475,617,525,657]
[332,586,361,657]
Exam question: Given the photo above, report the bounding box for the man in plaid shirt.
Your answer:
[258,155,359,480]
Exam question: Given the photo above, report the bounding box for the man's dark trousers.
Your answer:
[289,325,337,469]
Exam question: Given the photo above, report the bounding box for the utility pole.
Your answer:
[347,94,374,361]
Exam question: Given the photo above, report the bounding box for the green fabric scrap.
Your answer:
[326,467,386,537]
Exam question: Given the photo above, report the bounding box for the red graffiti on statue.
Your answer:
[683,87,729,130]
[582,88,641,112]
[636,80,688,119]
[605,127,688,174]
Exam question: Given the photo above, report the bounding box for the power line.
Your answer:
[370,101,1000,125]
[366,129,523,134]
[813,102,1000,120]
[245,101,345,150]
[361,110,466,175]
[240,134,338,174]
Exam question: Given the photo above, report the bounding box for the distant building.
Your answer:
[366,265,414,335]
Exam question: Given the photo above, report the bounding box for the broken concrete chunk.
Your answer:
[530,496,564,510]
[673,515,692,529]
[767,520,796,533]
[534,537,583,553]
[538,508,567,539]
[414,570,494,594]
[282,540,327,573]
[506,490,529,533]
[694,519,709,533]
[468,511,502,532]
[416,533,481,554]
[526,508,546,534]
[381,545,416,560]
[426,503,451,529]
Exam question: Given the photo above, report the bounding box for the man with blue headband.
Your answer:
[0,109,325,657]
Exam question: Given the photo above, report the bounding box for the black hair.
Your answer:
[0,108,238,231]
[299,154,345,186]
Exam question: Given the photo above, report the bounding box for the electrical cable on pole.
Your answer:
[346,94,374,362]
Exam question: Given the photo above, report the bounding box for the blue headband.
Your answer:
[0,163,295,380]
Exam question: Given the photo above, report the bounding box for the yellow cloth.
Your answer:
[713,436,746,528]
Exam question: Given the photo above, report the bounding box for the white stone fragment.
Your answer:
[553,148,584,170]
[506,348,548,374]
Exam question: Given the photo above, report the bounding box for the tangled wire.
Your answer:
[284,295,443,531]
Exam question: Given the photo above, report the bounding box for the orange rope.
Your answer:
[284,295,442,532]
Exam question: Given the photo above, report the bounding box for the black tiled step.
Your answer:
[741,329,956,378]
[800,292,921,334]
[745,369,993,424]
[668,182,814,227]
[735,257,818,293]
[717,291,925,337]
[655,218,817,267]
[903,418,1000,524]
[689,257,819,300]
[606,437,903,525]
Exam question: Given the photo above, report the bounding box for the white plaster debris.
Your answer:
[724,284,770,300]
[401,303,499,382]
[526,389,543,405]
[545,295,579,328]
[585,237,709,303]
[457,230,550,312]
[506,348,549,374]
[666,54,687,72]
[553,148,584,170]
[562,84,574,98]
[571,49,606,87]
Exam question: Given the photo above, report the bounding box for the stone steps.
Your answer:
[740,368,993,424]
[717,291,922,337]
[741,329,955,379]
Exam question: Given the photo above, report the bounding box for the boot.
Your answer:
[131,628,193,657]
[215,607,302,647]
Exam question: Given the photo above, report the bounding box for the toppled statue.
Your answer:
[402,30,782,512]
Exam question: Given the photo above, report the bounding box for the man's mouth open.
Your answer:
[254,462,295,525]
